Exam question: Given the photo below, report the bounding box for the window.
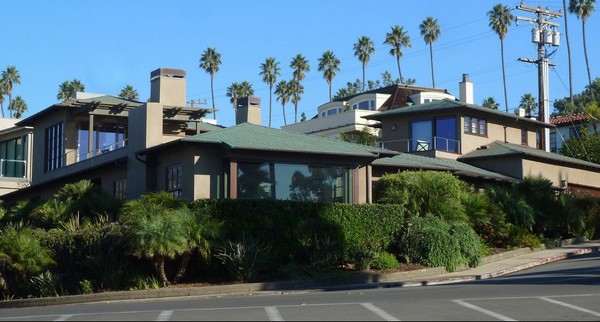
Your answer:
[521,128,528,145]
[352,100,375,111]
[44,122,64,172]
[550,131,557,152]
[410,120,432,152]
[464,116,487,136]
[411,117,458,153]
[0,135,27,177]
[166,164,182,197]
[237,162,352,202]
[77,122,127,161]
[114,179,126,199]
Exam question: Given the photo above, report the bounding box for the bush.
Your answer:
[28,271,63,297]
[449,222,484,268]
[214,235,273,282]
[347,245,377,271]
[506,224,542,250]
[371,252,400,270]
[79,279,94,294]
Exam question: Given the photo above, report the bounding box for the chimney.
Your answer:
[236,96,261,125]
[459,74,474,104]
[149,68,186,106]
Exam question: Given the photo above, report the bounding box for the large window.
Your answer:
[77,122,127,161]
[166,164,182,197]
[237,162,352,202]
[550,131,557,152]
[521,128,528,145]
[0,135,27,177]
[352,100,375,111]
[464,116,487,136]
[410,116,458,153]
[44,122,64,172]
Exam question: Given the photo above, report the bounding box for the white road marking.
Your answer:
[53,314,74,321]
[156,310,174,321]
[265,306,284,321]
[360,302,400,321]
[539,296,600,317]
[453,299,517,321]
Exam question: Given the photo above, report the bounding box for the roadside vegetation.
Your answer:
[0,172,599,300]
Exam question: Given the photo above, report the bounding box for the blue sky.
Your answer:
[1,0,598,128]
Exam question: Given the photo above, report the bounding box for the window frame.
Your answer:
[166,163,183,197]
[464,116,487,137]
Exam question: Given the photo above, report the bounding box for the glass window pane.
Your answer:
[435,117,456,152]
[237,162,272,199]
[411,120,432,151]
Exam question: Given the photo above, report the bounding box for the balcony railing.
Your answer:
[0,159,27,178]
[64,139,128,165]
[380,137,461,154]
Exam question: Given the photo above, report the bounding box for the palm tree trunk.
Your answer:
[154,255,170,287]
[0,102,4,118]
[282,103,287,125]
[211,76,216,120]
[429,44,435,88]
[562,0,574,104]
[8,94,12,118]
[501,39,509,113]
[582,21,593,100]
[362,65,366,92]
[328,82,332,102]
[294,95,298,123]
[268,85,273,128]
[397,56,403,84]
[174,251,191,283]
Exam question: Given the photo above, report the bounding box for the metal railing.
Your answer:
[380,137,461,154]
[63,139,128,164]
[0,159,27,178]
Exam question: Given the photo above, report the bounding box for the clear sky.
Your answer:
[1,0,598,128]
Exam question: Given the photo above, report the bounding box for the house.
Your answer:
[0,118,32,196]
[0,68,395,205]
[549,112,596,153]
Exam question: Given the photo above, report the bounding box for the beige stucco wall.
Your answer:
[29,108,71,184]
[460,156,524,180]
[522,159,600,189]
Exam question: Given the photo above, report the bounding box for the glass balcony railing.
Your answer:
[380,137,461,154]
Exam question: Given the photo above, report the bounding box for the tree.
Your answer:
[290,54,310,123]
[200,47,222,120]
[317,50,341,102]
[10,96,27,119]
[353,36,375,92]
[339,127,378,147]
[419,17,441,88]
[384,25,411,84]
[563,0,575,105]
[519,93,538,116]
[289,79,304,123]
[275,80,291,126]
[259,57,281,127]
[226,81,254,121]
[488,3,514,113]
[482,97,499,110]
[559,132,600,164]
[569,0,596,97]
[118,84,139,101]
[553,77,600,115]
[0,79,6,118]
[57,79,85,101]
[2,66,21,118]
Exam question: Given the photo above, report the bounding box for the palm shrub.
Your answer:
[486,184,536,231]
[214,234,273,282]
[375,171,469,222]
[516,176,562,237]
[28,271,63,297]
[461,190,508,248]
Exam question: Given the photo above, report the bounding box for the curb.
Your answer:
[1,243,598,309]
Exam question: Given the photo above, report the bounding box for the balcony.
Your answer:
[381,137,461,154]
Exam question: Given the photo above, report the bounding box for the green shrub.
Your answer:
[347,245,377,271]
[506,224,542,249]
[371,252,400,270]
[79,279,94,294]
[130,275,161,290]
[214,235,273,282]
[28,271,63,297]
[449,222,484,268]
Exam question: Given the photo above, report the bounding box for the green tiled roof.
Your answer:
[183,122,389,157]
[373,153,518,182]
[364,99,551,127]
[459,141,600,171]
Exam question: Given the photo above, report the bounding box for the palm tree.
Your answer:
[384,25,411,84]
[482,97,499,110]
[563,0,574,104]
[288,79,304,123]
[488,4,514,113]
[10,96,27,119]
[118,84,139,101]
[0,80,6,118]
[419,17,441,88]
[353,36,375,92]
[569,0,596,94]
[275,80,291,125]
[226,81,254,121]
[519,93,538,116]
[259,57,281,128]
[290,54,310,123]
[317,50,341,102]
[57,79,85,101]
[2,66,21,118]
[239,81,254,98]
[200,47,222,120]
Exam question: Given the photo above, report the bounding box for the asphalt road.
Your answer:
[1,252,599,321]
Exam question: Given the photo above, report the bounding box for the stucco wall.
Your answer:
[522,159,600,189]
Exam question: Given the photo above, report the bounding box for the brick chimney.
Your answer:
[236,96,261,125]
[459,74,474,105]
[149,68,186,106]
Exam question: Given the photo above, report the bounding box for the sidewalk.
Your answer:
[1,239,599,309]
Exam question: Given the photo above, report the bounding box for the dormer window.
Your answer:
[352,100,375,111]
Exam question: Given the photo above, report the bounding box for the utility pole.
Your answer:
[515,2,562,152]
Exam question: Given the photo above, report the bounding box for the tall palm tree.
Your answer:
[519,93,538,116]
[275,80,291,125]
[200,47,222,120]
[2,66,21,118]
[239,81,254,98]
[226,82,242,119]
[0,80,5,118]
[353,36,375,92]
[317,50,341,102]
[70,79,84,93]
[10,96,27,119]
[419,17,441,88]
[290,54,310,123]
[259,57,281,127]
[563,0,574,105]
[488,4,514,113]
[482,97,499,110]
[569,0,596,94]
[384,25,411,84]
[118,84,139,101]
[56,79,85,101]
[289,79,304,123]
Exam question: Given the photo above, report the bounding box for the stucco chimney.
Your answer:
[459,74,474,105]
[236,96,261,125]
[149,68,186,106]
